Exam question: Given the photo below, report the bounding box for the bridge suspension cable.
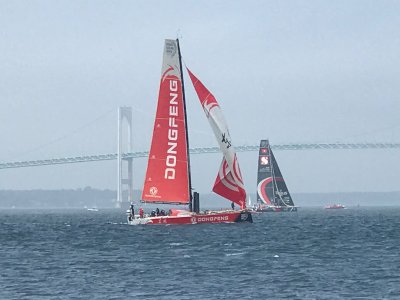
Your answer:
[1,142,399,170]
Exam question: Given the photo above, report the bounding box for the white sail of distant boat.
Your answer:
[248,195,252,208]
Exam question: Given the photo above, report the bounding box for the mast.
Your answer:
[176,38,193,211]
[270,143,277,206]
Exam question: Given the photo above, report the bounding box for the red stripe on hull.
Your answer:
[129,211,252,225]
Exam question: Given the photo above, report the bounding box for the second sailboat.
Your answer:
[255,139,297,212]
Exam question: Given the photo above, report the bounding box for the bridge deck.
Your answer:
[1,143,399,169]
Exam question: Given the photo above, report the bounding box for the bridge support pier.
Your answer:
[117,107,133,208]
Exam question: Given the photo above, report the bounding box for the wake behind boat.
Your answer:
[127,39,252,225]
[255,140,297,212]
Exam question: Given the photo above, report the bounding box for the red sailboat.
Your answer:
[127,39,252,225]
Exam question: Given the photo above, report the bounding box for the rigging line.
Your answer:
[9,107,116,161]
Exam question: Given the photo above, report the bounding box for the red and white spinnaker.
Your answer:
[187,68,247,209]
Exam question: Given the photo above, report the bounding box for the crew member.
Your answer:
[130,203,135,218]
[139,207,144,218]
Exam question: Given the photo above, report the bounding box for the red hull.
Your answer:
[128,210,252,225]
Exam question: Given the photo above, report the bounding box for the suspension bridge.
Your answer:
[2,107,399,204]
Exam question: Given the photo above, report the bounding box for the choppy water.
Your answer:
[1,207,400,299]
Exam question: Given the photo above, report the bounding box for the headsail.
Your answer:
[187,68,247,209]
[142,40,190,204]
[256,140,294,207]
[270,148,295,207]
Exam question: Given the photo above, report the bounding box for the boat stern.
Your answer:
[235,210,253,223]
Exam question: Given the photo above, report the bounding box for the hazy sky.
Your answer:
[1,0,399,194]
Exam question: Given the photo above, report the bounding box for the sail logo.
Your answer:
[221,133,232,148]
[203,98,219,118]
[149,186,158,196]
[165,40,177,57]
[260,156,269,165]
[165,79,179,180]
[276,191,288,196]
[197,216,229,222]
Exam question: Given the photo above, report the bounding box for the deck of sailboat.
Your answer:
[255,205,298,212]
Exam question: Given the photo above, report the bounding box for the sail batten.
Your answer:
[187,68,247,209]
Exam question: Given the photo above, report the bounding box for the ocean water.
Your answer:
[1,207,399,299]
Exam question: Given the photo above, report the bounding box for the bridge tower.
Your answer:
[117,107,133,208]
